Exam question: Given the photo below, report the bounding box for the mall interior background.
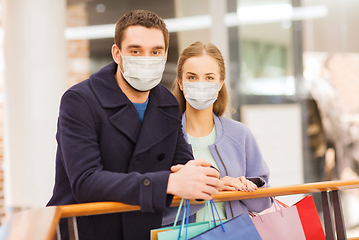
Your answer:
[1,0,359,236]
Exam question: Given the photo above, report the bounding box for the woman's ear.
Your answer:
[178,79,184,91]
[219,80,225,91]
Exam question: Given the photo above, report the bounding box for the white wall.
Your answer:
[2,0,67,209]
[241,104,304,204]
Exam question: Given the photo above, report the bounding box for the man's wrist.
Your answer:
[166,172,175,195]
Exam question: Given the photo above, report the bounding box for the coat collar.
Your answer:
[89,61,129,108]
[89,61,180,152]
[133,91,181,156]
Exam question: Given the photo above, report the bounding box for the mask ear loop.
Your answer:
[117,49,125,76]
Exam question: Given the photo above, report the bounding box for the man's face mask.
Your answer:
[119,51,166,91]
[183,82,220,110]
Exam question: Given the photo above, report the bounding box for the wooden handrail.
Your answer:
[60,179,359,218]
[1,179,359,240]
[0,206,61,240]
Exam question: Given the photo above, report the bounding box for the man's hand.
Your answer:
[167,159,224,200]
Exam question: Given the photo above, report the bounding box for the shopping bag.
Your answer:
[295,195,326,240]
[190,213,262,240]
[250,195,325,240]
[151,199,226,240]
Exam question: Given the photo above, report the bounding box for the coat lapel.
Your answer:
[89,61,180,149]
[109,105,142,143]
[90,61,142,142]
[133,91,180,156]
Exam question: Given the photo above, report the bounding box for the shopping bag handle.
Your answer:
[173,198,185,227]
[249,197,288,219]
[177,199,225,240]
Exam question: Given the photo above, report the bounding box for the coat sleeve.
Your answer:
[241,128,273,213]
[172,117,194,165]
[57,90,178,212]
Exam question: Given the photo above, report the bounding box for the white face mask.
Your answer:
[183,82,220,110]
[119,51,166,91]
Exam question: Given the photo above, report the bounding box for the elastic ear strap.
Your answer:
[173,198,185,227]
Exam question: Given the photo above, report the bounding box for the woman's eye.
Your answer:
[188,76,196,80]
[207,76,214,80]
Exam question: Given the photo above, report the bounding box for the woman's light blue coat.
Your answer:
[162,112,272,225]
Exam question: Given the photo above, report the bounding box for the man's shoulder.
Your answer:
[65,79,92,96]
[151,84,178,106]
[64,62,117,99]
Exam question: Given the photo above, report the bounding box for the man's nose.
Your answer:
[143,52,152,57]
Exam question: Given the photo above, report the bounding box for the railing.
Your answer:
[1,179,359,240]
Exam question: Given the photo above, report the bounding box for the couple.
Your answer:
[47,10,271,240]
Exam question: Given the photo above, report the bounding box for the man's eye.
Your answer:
[131,50,140,55]
[152,51,161,55]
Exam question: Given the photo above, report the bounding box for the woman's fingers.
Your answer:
[238,176,258,192]
[219,176,259,192]
[220,176,247,191]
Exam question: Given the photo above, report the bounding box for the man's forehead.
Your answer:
[122,25,165,49]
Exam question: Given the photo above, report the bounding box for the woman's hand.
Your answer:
[239,176,258,192]
[219,176,258,192]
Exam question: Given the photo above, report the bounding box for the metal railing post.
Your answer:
[68,216,79,240]
[332,190,347,240]
[322,191,336,240]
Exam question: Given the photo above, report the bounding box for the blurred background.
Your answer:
[1,0,359,236]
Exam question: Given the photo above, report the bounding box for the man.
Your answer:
[47,10,223,240]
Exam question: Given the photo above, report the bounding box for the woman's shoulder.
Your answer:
[216,116,256,144]
[218,116,251,133]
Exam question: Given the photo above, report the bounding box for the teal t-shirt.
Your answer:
[187,126,227,222]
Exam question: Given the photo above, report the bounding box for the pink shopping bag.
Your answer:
[250,195,325,240]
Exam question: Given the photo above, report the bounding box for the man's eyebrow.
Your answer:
[153,46,165,50]
[127,45,141,49]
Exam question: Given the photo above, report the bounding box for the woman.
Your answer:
[169,41,272,223]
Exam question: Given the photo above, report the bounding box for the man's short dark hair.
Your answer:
[114,10,169,51]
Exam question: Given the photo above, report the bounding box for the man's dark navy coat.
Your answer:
[47,62,193,240]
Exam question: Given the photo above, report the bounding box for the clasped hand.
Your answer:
[167,159,258,200]
[167,158,223,200]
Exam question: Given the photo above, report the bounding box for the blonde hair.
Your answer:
[172,41,228,116]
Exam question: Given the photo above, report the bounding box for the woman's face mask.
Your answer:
[183,82,220,110]
[119,51,166,91]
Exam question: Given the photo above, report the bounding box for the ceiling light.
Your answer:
[96,4,106,13]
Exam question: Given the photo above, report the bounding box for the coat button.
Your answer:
[143,178,151,186]
[157,153,165,161]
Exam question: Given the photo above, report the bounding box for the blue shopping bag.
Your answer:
[190,213,262,240]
